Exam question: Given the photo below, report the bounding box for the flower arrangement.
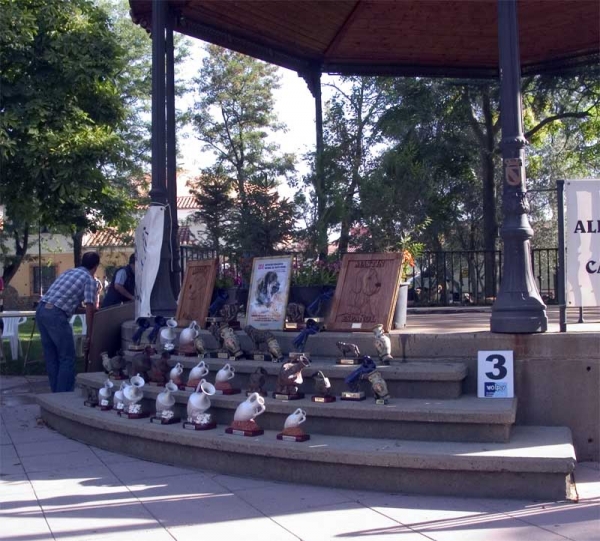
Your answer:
[215,268,242,289]
[293,258,341,287]
[401,249,416,283]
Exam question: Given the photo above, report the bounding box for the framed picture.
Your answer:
[246,255,293,330]
[326,253,403,332]
[176,259,218,327]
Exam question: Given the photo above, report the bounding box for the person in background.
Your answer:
[102,253,135,308]
[36,252,100,392]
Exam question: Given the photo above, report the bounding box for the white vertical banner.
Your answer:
[565,179,600,307]
[135,206,165,318]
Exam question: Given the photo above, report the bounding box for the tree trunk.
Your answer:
[2,225,30,287]
[72,230,85,267]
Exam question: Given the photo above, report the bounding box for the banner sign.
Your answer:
[565,179,600,307]
[246,255,293,330]
[135,206,165,318]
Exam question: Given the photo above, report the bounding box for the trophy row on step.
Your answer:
[84,372,310,442]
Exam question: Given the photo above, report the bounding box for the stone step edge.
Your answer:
[79,372,516,424]
[38,392,575,475]
[140,354,469,382]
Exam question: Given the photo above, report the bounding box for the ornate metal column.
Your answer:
[149,0,177,315]
[490,0,547,333]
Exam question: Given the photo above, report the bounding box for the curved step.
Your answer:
[38,392,576,501]
[78,372,515,443]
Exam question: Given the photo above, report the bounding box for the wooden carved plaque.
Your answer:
[326,253,403,332]
[176,259,218,328]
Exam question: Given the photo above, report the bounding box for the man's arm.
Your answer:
[114,283,135,301]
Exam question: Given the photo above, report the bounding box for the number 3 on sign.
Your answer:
[477,350,514,398]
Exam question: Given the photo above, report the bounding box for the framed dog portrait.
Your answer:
[326,253,403,332]
[176,259,218,327]
[246,255,293,330]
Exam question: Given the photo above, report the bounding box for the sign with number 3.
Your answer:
[477,350,514,398]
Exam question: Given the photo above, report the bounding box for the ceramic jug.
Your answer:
[160,318,178,351]
[124,373,145,405]
[284,408,307,429]
[187,379,216,418]
[98,379,114,403]
[215,363,235,383]
[233,392,266,422]
[372,323,393,363]
[187,360,209,386]
[114,382,126,410]
[156,381,178,415]
[179,321,200,348]
[169,362,184,385]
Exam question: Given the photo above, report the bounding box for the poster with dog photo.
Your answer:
[246,255,293,330]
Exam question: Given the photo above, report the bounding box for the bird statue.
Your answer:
[101,350,126,379]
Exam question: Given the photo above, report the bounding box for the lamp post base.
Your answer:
[490,308,548,333]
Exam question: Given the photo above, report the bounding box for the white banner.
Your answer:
[565,179,600,307]
[135,206,165,318]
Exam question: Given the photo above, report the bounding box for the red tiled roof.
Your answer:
[177,196,199,210]
[84,226,198,247]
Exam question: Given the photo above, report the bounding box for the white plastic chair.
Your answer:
[1,315,27,360]
[70,314,87,356]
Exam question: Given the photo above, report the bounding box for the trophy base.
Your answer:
[246,390,268,397]
[272,392,305,401]
[83,400,98,408]
[183,421,217,431]
[311,395,336,403]
[128,344,145,351]
[225,426,265,438]
[99,405,113,411]
[337,358,361,365]
[109,374,128,381]
[284,322,306,331]
[217,352,237,360]
[214,388,241,395]
[251,353,271,362]
[375,398,390,405]
[289,352,310,361]
[340,391,366,401]
[117,411,150,419]
[378,356,392,366]
[150,416,181,425]
[277,433,310,442]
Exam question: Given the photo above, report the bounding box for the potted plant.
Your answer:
[289,258,341,318]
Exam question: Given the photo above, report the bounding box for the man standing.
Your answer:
[102,253,135,308]
[36,251,100,392]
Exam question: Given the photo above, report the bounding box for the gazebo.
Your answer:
[129,0,600,333]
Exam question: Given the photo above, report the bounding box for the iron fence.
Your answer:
[179,246,559,307]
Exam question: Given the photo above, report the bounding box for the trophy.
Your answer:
[147,316,167,345]
[273,354,310,400]
[225,392,265,437]
[372,324,393,365]
[169,362,186,390]
[101,350,127,380]
[277,408,310,442]
[336,341,361,365]
[120,374,148,418]
[219,303,240,329]
[179,321,200,356]
[113,382,126,413]
[218,325,244,360]
[83,386,99,408]
[214,363,241,395]
[311,370,336,403]
[129,317,150,351]
[246,367,268,397]
[159,318,178,352]
[130,345,154,381]
[341,356,377,401]
[151,381,180,424]
[97,379,114,410]
[147,351,171,386]
[366,370,391,405]
[285,302,305,330]
[184,379,217,430]
[290,318,319,360]
[185,360,209,391]
[244,325,283,362]
[194,336,206,357]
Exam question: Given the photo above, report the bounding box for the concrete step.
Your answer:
[78,372,515,443]
[123,351,467,399]
[37,391,576,501]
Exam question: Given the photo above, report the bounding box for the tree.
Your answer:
[0,0,141,283]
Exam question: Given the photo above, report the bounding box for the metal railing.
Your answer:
[179,246,559,306]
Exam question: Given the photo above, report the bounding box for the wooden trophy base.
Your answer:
[250,352,272,362]
[340,391,366,401]
[128,344,145,352]
[272,391,305,401]
[226,420,264,437]
[284,322,306,331]
[99,404,113,411]
[150,416,181,425]
[83,400,99,408]
[183,421,217,430]
[337,358,361,365]
[277,432,310,442]
[311,395,336,403]
[375,398,389,405]
[118,411,150,419]
[214,387,242,395]
[217,352,237,360]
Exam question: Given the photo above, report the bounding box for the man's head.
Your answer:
[82,252,100,274]
[128,253,136,269]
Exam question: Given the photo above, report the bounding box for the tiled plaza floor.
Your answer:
[1,376,598,541]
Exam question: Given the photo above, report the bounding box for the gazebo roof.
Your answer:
[129,0,599,78]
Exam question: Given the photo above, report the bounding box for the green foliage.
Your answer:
[292,257,341,286]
